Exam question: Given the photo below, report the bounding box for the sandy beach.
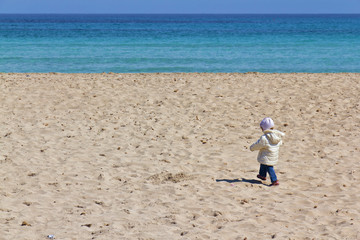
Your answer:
[1,72,359,239]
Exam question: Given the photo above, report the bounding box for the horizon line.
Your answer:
[1,12,360,15]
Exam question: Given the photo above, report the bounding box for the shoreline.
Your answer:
[1,72,359,239]
[2,71,359,74]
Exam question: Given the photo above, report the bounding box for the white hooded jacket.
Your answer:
[250,129,285,166]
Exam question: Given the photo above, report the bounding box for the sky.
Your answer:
[0,0,359,14]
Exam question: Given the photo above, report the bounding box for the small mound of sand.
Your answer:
[148,171,193,184]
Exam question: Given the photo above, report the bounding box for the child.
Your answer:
[250,117,285,186]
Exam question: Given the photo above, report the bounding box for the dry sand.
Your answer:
[0,72,359,240]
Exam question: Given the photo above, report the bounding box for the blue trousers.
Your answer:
[259,164,277,182]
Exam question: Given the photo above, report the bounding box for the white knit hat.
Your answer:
[260,117,274,131]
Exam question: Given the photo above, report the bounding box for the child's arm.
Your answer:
[250,136,266,151]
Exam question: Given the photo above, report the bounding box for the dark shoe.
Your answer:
[257,174,266,181]
[271,180,279,186]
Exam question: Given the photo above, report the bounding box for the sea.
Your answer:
[0,14,360,73]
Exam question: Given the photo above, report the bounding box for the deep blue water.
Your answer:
[0,14,360,73]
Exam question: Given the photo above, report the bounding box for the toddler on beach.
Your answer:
[250,117,285,186]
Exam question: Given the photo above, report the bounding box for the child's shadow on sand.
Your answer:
[216,178,264,185]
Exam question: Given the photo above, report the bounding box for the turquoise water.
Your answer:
[1,14,360,73]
